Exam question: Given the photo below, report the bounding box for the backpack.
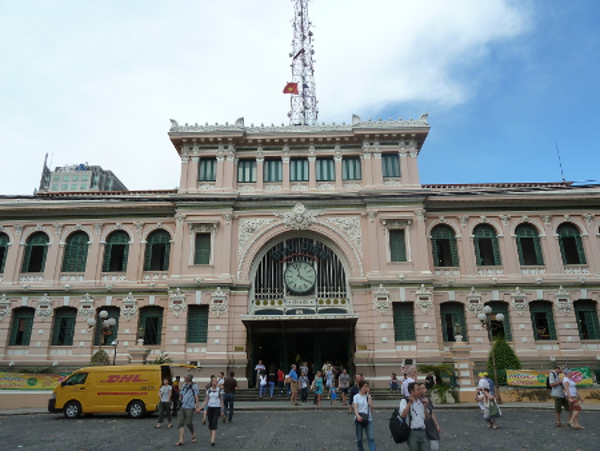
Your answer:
[485,377,495,396]
[546,372,556,390]
[389,408,411,444]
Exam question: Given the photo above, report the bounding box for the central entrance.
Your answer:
[244,317,356,386]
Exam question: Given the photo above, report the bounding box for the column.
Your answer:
[372,144,384,187]
[308,156,316,190]
[189,157,199,192]
[215,143,225,190]
[282,154,290,191]
[361,144,373,188]
[334,154,343,190]
[179,157,190,193]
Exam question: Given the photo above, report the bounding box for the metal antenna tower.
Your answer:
[288,0,318,125]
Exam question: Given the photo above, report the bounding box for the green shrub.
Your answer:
[90,350,110,366]
[487,336,521,385]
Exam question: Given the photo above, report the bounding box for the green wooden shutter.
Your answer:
[574,301,600,340]
[187,305,209,343]
[198,158,217,181]
[194,233,211,265]
[382,153,400,177]
[103,231,129,272]
[263,160,283,182]
[316,158,335,181]
[237,160,257,183]
[474,225,501,266]
[22,232,49,272]
[558,223,586,265]
[51,307,77,345]
[144,230,171,271]
[530,301,556,340]
[440,302,468,342]
[9,308,34,346]
[139,306,163,345]
[431,226,459,267]
[0,233,8,273]
[62,232,89,272]
[342,157,361,180]
[389,230,407,262]
[516,224,544,265]
[291,158,309,181]
[393,302,415,341]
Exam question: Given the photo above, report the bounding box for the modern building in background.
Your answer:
[0,114,599,389]
[38,158,128,194]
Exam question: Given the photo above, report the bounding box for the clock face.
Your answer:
[284,261,317,294]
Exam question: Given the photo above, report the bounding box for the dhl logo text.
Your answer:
[100,374,149,384]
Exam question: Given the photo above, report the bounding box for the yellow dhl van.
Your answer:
[48,364,197,419]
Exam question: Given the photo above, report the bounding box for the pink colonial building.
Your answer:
[1,115,600,389]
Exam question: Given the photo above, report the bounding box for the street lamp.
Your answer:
[478,305,504,403]
[111,339,119,366]
[87,310,117,350]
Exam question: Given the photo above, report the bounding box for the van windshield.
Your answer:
[63,372,88,386]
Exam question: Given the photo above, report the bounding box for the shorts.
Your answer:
[341,388,349,394]
[177,408,195,430]
[569,400,582,412]
[290,381,298,393]
[553,397,569,413]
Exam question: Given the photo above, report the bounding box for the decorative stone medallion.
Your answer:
[169,288,187,317]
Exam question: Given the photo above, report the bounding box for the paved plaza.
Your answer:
[0,407,598,451]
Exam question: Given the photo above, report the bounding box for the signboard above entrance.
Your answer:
[270,240,328,261]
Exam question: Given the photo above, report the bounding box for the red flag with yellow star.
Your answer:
[283,82,299,95]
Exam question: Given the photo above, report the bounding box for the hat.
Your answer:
[478,372,486,377]
[184,373,194,381]
[483,372,489,377]
[563,369,572,375]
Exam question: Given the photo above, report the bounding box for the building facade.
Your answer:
[38,163,128,193]
[1,115,599,388]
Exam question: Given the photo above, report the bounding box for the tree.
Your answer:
[90,349,110,366]
[487,336,521,385]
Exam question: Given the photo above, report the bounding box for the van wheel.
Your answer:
[64,401,82,419]
[127,400,146,419]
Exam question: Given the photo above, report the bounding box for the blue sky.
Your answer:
[0,0,599,194]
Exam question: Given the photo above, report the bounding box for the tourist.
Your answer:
[400,382,430,451]
[217,372,225,388]
[312,370,324,407]
[289,364,300,406]
[401,366,417,398]
[171,376,181,416]
[477,387,500,429]
[299,370,310,403]
[267,367,277,399]
[422,384,441,451]
[348,373,363,414]
[338,368,351,406]
[254,360,266,387]
[155,377,172,428]
[199,376,225,447]
[174,374,200,446]
[353,379,376,451]
[389,372,399,392]
[424,372,435,391]
[563,369,584,429]
[325,364,334,398]
[476,372,490,411]
[548,366,571,427]
[222,371,237,424]
[258,370,267,399]
[277,367,285,395]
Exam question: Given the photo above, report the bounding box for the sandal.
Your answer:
[174,442,184,446]
[191,435,197,443]
[492,424,499,429]
[155,424,161,428]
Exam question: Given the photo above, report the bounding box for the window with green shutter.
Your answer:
[382,153,400,177]
[22,232,49,273]
[194,233,211,265]
[474,225,501,266]
[516,223,544,266]
[139,306,163,345]
[342,157,361,180]
[94,306,120,345]
[431,225,459,267]
[316,158,335,181]
[574,300,600,340]
[62,231,89,272]
[0,232,8,273]
[51,307,77,346]
[144,230,171,271]
[237,159,257,183]
[389,229,407,262]
[187,305,209,343]
[290,158,309,182]
[9,307,34,346]
[393,302,415,341]
[530,301,556,340]
[558,223,586,265]
[102,231,129,272]
[263,159,283,182]
[440,302,468,342]
[198,158,217,181]
[485,301,512,341]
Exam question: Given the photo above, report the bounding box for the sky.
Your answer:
[1,0,599,195]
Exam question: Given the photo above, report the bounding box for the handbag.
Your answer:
[488,399,501,417]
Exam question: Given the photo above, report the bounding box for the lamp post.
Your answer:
[478,305,504,403]
[111,340,119,366]
[86,310,117,351]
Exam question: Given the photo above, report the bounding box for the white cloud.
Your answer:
[0,0,532,194]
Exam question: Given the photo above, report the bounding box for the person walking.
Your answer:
[312,370,324,407]
[401,366,417,398]
[400,382,431,451]
[325,364,334,399]
[338,368,350,406]
[477,387,500,429]
[155,377,172,428]
[199,377,225,446]
[348,373,363,414]
[171,376,181,417]
[563,369,584,429]
[267,368,277,399]
[174,373,200,446]
[422,384,441,451]
[289,364,300,406]
[258,370,267,399]
[299,370,310,403]
[475,373,490,412]
[548,366,571,427]
[277,367,285,395]
[353,380,376,451]
[222,371,237,424]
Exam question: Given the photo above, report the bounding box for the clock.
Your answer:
[284,261,317,294]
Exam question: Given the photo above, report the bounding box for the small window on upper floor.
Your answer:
[263,159,282,182]
[316,158,335,181]
[474,225,501,266]
[22,232,49,273]
[515,223,544,266]
[389,229,407,262]
[290,158,309,182]
[103,231,129,272]
[144,230,171,271]
[0,232,9,273]
[63,175,69,181]
[342,157,362,181]
[51,184,58,191]
[431,225,458,267]
[194,232,211,265]
[237,159,257,183]
[382,153,400,178]
[62,231,89,273]
[198,158,217,182]
[557,223,586,265]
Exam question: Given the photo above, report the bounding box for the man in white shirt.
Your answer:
[399,381,430,451]
[476,373,490,411]
[401,366,417,398]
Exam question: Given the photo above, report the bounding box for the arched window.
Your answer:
[9,307,35,346]
[431,225,459,267]
[530,301,556,340]
[474,225,501,266]
[62,232,89,272]
[51,307,77,346]
[93,306,120,345]
[0,232,8,273]
[144,230,171,271]
[440,302,468,342]
[515,224,544,266]
[102,231,129,272]
[138,306,163,345]
[484,301,512,341]
[557,223,586,265]
[574,300,600,340]
[22,232,49,273]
